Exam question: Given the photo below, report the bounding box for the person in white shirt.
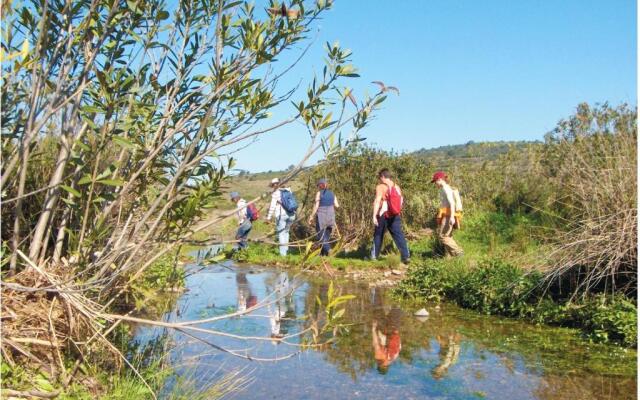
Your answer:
[230,191,252,250]
[431,171,463,257]
[266,178,296,256]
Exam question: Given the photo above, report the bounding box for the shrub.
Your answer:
[299,145,436,247]
[397,257,637,347]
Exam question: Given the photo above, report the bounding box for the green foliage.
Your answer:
[227,241,395,271]
[412,140,536,166]
[299,144,436,247]
[396,257,637,347]
[125,252,185,314]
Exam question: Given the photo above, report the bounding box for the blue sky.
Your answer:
[232,0,637,172]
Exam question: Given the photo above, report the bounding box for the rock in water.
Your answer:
[414,308,429,317]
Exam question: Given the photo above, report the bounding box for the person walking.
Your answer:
[431,171,464,257]
[230,191,252,251]
[307,178,340,256]
[266,178,297,256]
[371,168,410,264]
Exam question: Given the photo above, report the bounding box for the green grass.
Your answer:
[228,241,402,271]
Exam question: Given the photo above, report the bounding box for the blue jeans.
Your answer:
[316,220,333,256]
[276,213,295,256]
[371,215,410,262]
[235,220,252,250]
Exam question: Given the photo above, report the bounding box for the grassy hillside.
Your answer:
[218,170,305,211]
[224,140,536,207]
[412,140,539,167]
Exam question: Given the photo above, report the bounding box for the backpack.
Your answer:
[279,189,298,214]
[246,202,259,221]
[385,185,403,217]
[451,187,463,212]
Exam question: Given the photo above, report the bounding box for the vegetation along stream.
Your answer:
[132,262,637,400]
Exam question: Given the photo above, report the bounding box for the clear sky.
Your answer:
[231,0,637,172]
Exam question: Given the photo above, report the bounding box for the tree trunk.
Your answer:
[28,135,71,261]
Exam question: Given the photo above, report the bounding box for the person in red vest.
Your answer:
[371,168,410,264]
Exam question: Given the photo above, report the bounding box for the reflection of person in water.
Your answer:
[236,272,257,312]
[267,272,294,340]
[431,333,461,380]
[371,288,402,374]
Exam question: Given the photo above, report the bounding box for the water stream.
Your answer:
[133,262,636,399]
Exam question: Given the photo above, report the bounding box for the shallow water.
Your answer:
[133,263,637,400]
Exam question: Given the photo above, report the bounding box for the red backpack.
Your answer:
[385,185,403,217]
[246,202,260,221]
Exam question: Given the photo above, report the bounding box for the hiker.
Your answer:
[371,168,410,264]
[231,191,252,251]
[266,178,297,256]
[431,171,464,257]
[307,178,340,256]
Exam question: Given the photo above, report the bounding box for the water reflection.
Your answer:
[371,288,402,374]
[431,332,461,380]
[235,272,257,312]
[265,272,295,340]
[133,264,637,400]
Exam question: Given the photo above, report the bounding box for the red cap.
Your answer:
[431,171,447,183]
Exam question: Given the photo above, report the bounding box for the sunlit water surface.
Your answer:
[133,263,636,400]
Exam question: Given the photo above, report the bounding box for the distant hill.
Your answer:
[226,141,539,203]
[411,140,539,167]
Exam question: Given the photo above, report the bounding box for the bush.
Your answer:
[299,145,436,247]
[539,103,637,297]
[397,257,637,347]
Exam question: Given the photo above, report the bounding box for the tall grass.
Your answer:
[301,103,636,300]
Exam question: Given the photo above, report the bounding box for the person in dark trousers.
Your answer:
[371,168,410,264]
[307,178,340,256]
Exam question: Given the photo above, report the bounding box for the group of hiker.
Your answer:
[229,168,464,261]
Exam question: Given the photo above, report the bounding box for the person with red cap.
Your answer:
[431,171,464,257]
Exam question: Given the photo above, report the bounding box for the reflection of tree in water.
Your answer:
[296,278,635,400]
[301,283,429,380]
[431,333,461,379]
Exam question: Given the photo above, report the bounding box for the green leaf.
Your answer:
[81,105,103,114]
[78,175,93,185]
[327,281,334,302]
[60,185,81,197]
[98,179,125,187]
[112,136,136,150]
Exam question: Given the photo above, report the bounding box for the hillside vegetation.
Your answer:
[412,140,538,167]
[240,102,636,346]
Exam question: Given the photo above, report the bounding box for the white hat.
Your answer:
[271,178,280,185]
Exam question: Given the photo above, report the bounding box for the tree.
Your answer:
[0,1,392,392]
[1,0,389,281]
